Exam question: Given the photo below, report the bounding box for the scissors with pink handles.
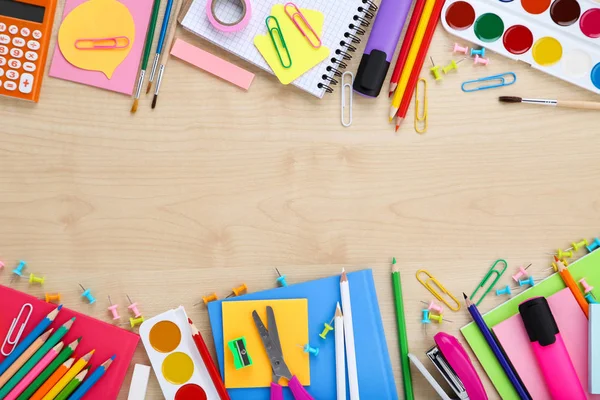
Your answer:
[252,306,315,400]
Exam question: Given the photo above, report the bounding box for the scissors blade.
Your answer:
[252,309,292,381]
[266,306,283,356]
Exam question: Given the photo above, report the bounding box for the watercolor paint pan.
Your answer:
[140,306,221,400]
[442,0,600,93]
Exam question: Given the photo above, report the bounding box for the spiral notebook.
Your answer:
[179,0,377,98]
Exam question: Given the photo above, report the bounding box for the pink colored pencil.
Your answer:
[4,342,64,400]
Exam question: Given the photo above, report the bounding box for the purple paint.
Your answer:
[353,0,414,97]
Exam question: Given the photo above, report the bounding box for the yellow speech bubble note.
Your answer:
[58,0,135,79]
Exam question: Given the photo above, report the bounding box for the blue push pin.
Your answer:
[496,285,512,296]
[300,343,319,356]
[275,268,288,287]
[421,309,431,324]
[79,283,96,304]
[10,260,27,282]
[519,276,536,288]
[470,47,485,57]
[587,238,600,253]
[585,293,598,304]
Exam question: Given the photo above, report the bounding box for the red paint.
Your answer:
[175,384,208,400]
[580,8,600,38]
[445,1,476,30]
[503,25,534,55]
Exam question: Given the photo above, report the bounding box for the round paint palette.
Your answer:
[442,0,600,93]
[139,307,218,400]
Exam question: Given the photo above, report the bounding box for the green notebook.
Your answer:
[461,250,600,399]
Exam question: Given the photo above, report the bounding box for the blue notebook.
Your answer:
[207,269,398,400]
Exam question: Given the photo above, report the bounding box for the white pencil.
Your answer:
[335,302,346,400]
[340,269,359,399]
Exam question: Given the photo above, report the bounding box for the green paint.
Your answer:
[474,13,505,42]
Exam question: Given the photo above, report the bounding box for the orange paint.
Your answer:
[30,358,73,400]
[521,0,551,14]
[149,321,181,353]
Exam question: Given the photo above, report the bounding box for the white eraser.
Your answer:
[127,364,151,400]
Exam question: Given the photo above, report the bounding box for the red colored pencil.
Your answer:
[388,0,428,97]
[188,319,230,400]
[395,0,447,131]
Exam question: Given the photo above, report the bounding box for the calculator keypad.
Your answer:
[27,40,39,51]
[0,46,7,55]
[0,34,8,44]
[0,57,5,66]
[8,59,21,69]
[25,51,37,61]
[10,48,23,58]
[0,23,5,32]
[20,28,30,38]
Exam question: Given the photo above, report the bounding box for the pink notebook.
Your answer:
[493,288,598,400]
[0,285,139,400]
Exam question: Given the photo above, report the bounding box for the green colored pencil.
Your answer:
[16,337,80,400]
[131,0,163,112]
[0,318,75,398]
[54,368,88,400]
[392,258,414,400]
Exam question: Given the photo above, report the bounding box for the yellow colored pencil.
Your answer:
[41,350,94,400]
[389,0,436,121]
[0,329,53,389]
[30,358,75,400]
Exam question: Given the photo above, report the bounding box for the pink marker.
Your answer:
[519,297,586,400]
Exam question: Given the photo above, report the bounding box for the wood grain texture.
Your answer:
[0,0,599,397]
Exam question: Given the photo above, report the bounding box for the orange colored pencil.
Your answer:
[556,258,589,318]
[388,0,427,96]
[395,0,446,131]
[29,358,75,400]
[0,329,53,389]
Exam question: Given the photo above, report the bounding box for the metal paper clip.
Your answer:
[1,303,33,356]
[75,36,130,50]
[414,78,427,134]
[284,2,322,48]
[266,16,292,68]
[470,259,508,306]
[461,72,516,92]
[341,71,353,127]
[416,270,461,311]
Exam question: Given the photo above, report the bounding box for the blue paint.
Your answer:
[592,62,600,90]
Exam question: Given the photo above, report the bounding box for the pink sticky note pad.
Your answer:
[170,38,255,90]
[493,288,600,400]
[49,0,153,95]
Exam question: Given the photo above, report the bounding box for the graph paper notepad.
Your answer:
[179,0,377,98]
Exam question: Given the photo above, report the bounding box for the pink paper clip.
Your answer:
[74,36,130,50]
[284,2,322,48]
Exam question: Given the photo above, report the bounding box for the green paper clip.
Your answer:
[470,259,508,306]
[228,337,252,369]
[266,16,292,68]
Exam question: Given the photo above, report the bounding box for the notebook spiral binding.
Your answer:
[317,0,378,94]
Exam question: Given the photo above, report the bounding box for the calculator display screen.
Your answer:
[0,0,45,23]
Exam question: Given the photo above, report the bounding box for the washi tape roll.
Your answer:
[206,0,252,32]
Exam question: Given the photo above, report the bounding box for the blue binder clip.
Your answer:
[462,72,517,92]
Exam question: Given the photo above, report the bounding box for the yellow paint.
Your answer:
[222,299,309,388]
[58,0,135,78]
[162,352,194,385]
[254,6,329,85]
[149,320,181,353]
[532,37,563,66]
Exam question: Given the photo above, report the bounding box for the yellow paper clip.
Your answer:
[416,269,461,311]
[284,2,322,48]
[470,259,508,306]
[266,16,292,68]
[74,36,130,50]
[414,78,427,134]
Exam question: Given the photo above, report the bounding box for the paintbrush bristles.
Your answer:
[151,95,158,109]
[145,81,152,94]
[130,99,139,114]
[498,96,523,103]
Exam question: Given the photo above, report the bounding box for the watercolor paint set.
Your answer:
[442,0,600,93]
[139,306,221,400]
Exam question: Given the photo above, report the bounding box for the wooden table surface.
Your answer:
[1,0,599,397]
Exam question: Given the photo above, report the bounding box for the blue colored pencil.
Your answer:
[463,294,530,400]
[68,355,115,400]
[146,0,176,93]
[0,305,62,376]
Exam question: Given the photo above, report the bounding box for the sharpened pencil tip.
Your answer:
[57,304,63,310]
[463,292,468,299]
[130,99,138,114]
[111,355,116,360]
[392,257,396,264]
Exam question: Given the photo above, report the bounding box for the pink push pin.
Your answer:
[107,296,120,320]
[452,43,469,55]
[126,294,142,318]
[580,278,594,294]
[474,54,489,65]
[421,300,443,314]
[512,263,532,282]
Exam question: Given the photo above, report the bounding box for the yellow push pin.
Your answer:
[429,57,442,81]
[227,283,248,298]
[28,273,45,285]
[442,58,466,74]
[319,317,335,339]
[557,249,573,260]
[429,314,453,324]
[130,316,145,328]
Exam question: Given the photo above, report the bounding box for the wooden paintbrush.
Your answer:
[499,96,600,111]
[152,0,182,109]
